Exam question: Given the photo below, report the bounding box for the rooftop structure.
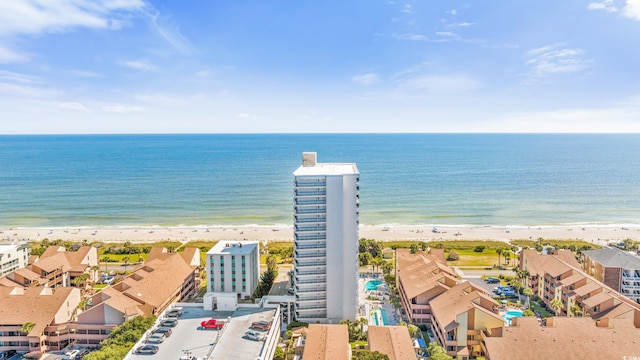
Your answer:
[582,247,640,304]
[302,324,351,360]
[395,248,459,324]
[0,286,81,353]
[206,241,260,299]
[293,152,360,323]
[0,245,98,288]
[484,316,640,360]
[367,326,415,360]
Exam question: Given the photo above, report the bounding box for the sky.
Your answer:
[1,0,640,134]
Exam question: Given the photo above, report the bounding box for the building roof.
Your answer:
[35,245,96,273]
[583,247,640,269]
[572,280,602,297]
[303,324,350,360]
[207,241,258,256]
[581,291,614,308]
[396,248,459,300]
[429,282,501,333]
[484,317,640,360]
[367,326,415,360]
[0,286,80,336]
[293,154,359,176]
[119,254,196,309]
[559,272,586,286]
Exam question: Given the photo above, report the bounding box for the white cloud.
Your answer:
[399,74,482,93]
[446,22,475,28]
[148,12,195,54]
[352,73,380,86]
[102,104,143,113]
[235,113,252,119]
[118,59,157,71]
[587,0,618,13]
[389,33,449,42]
[624,0,640,20]
[525,45,591,82]
[448,9,458,15]
[66,70,105,78]
[194,69,211,77]
[0,44,29,63]
[0,0,146,36]
[59,102,90,111]
[436,31,458,37]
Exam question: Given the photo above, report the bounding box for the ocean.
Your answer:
[1,133,639,227]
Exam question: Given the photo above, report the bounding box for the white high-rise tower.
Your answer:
[293,152,359,323]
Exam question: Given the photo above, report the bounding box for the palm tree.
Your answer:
[570,305,583,317]
[21,322,35,335]
[550,299,563,315]
[496,248,503,267]
[122,256,130,273]
[504,252,511,266]
[509,280,524,304]
[523,288,534,309]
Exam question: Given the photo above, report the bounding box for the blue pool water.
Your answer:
[371,308,389,326]
[502,310,524,325]
[365,280,383,291]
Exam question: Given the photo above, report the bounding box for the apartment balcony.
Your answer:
[295,258,326,267]
[294,181,326,188]
[296,244,326,252]
[294,215,326,223]
[294,205,326,214]
[294,190,327,196]
[294,250,326,259]
[295,225,327,232]
[295,310,327,319]
[294,234,326,241]
[295,268,326,276]
[294,198,326,206]
[296,296,327,304]
[296,283,327,292]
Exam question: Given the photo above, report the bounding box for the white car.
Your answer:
[147,333,166,343]
[64,350,81,359]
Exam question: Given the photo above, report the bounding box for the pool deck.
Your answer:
[358,274,399,328]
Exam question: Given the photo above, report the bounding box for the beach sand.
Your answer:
[2,224,640,247]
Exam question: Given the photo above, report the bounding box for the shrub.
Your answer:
[446,251,460,261]
[474,246,485,253]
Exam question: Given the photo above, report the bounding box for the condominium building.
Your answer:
[206,241,260,299]
[582,247,640,304]
[519,249,640,319]
[293,152,359,323]
[0,242,30,277]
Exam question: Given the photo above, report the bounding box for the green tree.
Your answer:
[446,250,459,261]
[122,256,130,273]
[550,298,563,315]
[355,351,390,360]
[427,342,454,360]
[359,252,373,267]
[496,248,503,266]
[570,305,583,317]
[21,322,35,335]
[523,287,534,308]
[504,252,511,266]
[84,316,156,360]
[381,261,394,276]
[273,346,285,360]
[409,243,419,254]
[407,324,419,338]
[509,280,524,304]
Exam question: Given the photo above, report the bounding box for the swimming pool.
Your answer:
[370,308,389,325]
[502,310,523,325]
[365,280,383,291]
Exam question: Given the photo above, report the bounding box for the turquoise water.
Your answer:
[371,308,388,326]
[365,280,383,291]
[2,134,640,227]
[503,310,524,325]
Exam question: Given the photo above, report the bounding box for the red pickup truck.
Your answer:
[200,319,224,330]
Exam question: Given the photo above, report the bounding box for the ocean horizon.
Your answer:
[1,133,639,228]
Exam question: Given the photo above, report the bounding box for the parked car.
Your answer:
[200,319,224,330]
[146,333,166,344]
[167,307,183,317]
[1,350,17,359]
[152,327,172,337]
[501,289,517,297]
[136,345,159,354]
[484,277,500,284]
[244,330,265,341]
[494,285,513,295]
[251,320,271,331]
[160,318,178,327]
[64,349,81,359]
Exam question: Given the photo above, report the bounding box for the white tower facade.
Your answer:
[293,152,359,323]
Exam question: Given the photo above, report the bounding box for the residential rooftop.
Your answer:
[484,317,640,360]
[207,241,259,256]
[583,247,640,268]
[367,326,415,360]
[302,324,350,360]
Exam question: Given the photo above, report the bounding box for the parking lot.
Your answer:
[126,306,276,360]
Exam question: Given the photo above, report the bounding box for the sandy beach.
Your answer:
[2,224,640,247]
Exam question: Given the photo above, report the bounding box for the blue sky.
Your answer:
[1,0,639,133]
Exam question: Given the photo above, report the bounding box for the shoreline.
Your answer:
[2,224,640,247]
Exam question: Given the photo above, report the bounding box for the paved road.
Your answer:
[457,269,516,278]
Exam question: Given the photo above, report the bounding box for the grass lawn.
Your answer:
[445,249,502,267]
[349,340,368,349]
[94,284,108,290]
[99,253,147,262]
[530,300,552,318]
